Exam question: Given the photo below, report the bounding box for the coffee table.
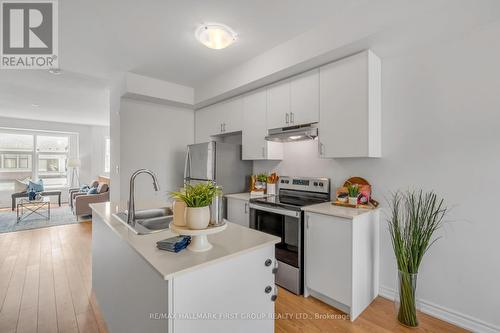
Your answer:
[17,197,51,223]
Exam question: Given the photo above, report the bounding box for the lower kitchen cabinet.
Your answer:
[304,210,379,320]
[227,197,250,228]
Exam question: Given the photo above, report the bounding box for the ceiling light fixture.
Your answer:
[195,23,237,50]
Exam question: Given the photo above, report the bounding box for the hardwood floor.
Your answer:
[0,223,468,333]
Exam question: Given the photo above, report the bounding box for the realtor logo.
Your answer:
[1,0,58,69]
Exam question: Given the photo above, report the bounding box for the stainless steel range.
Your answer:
[249,176,330,295]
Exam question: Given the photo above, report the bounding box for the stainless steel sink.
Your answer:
[113,208,173,235]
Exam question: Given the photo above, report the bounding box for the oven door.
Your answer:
[249,203,303,294]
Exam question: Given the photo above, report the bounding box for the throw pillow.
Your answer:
[87,187,98,195]
[14,178,30,193]
[96,183,109,194]
[28,179,44,193]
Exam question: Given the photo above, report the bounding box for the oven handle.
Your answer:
[248,203,300,218]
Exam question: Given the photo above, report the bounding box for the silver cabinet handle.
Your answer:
[319,142,325,155]
[244,202,248,214]
[223,123,226,132]
[306,215,309,229]
[272,260,278,274]
[271,286,278,302]
[265,285,272,294]
[285,112,289,124]
[290,112,294,124]
[265,259,272,267]
[261,147,265,158]
[220,123,223,133]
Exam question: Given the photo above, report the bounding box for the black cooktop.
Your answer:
[250,194,327,210]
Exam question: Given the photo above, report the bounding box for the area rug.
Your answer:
[0,206,90,233]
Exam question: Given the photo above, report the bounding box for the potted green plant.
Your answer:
[346,184,360,205]
[171,183,221,230]
[388,190,448,327]
[255,173,268,192]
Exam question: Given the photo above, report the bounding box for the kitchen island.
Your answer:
[90,201,280,333]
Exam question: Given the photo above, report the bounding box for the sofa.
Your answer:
[71,182,110,217]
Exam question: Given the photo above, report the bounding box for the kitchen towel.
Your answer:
[156,236,191,253]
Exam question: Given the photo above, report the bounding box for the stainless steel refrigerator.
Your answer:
[184,141,252,194]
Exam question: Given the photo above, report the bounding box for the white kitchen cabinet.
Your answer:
[290,69,319,126]
[304,210,379,320]
[305,213,352,307]
[227,197,249,228]
[220,97,244,133]
[267,80,290,130]
[242,90,283,160]
[267,69,319,130]
[195,104,218,143]
[318,50,381,158]
[195,97,244,143]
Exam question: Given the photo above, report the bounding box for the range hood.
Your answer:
[265,123,318,142]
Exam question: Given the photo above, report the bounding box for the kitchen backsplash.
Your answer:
[253,140,346,193]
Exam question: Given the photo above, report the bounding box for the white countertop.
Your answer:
[224,192,267,201]
[302,202,377,219]
[90,201,280,280]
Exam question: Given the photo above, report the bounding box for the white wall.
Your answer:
[90,126,110,178]
[254,20,500,332]
[119,98,194,202]
[0,116,109,206]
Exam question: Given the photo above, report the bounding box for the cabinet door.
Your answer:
[267,81,290,130]
[242,90,283,160]
[195,105,220,143]
[173,245,276,333]
[227,198,249,227]
[319,50,381,157]
[290,69,319,125]
[220,97,244,134]
[305,212,352,307]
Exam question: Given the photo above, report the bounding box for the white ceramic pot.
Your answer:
[172,200,187,227]
[348,197,358,206]
[186,206,210,230]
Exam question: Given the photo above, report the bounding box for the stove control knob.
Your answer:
[319,182,324,187]
[313,182,318,186]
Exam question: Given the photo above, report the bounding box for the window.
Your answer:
[0,130,74,191]
[0,133,34,191]
[104,137,110,173]
[36,135,69,187]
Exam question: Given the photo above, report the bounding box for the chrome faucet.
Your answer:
[127,169,160,225]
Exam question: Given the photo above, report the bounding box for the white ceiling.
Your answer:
[3,0,499,126]
[0,71,109,126]
[59,0,352,86]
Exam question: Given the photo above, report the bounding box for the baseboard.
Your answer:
[379,285,500,333]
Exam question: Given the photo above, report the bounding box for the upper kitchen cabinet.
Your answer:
[242,90,283,160]
[195,97,244,143]
[220,97,244,133]
[267,69,319,130]
[267,80,290,130]
[195,105,219,143]
[318,50,381,158]
[290,69,319,126]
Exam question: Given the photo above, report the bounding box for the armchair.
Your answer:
[73,183,109,217]
[69,180,99,209]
